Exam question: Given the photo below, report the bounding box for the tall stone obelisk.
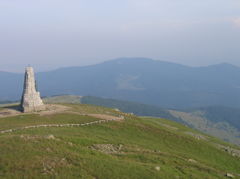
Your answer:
[21,67,45,112]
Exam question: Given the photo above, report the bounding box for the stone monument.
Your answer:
[21,67,45,112]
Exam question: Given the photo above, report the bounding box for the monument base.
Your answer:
[21,67,45,113]
[22,105,46,113]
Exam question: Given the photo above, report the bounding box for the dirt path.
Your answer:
[0,104,125,134]
[0,104,70,118]
[0,118,120,134]
[38,104,71,116]
[0,108,22,118]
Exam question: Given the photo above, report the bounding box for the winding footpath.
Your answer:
[0,118,118,134]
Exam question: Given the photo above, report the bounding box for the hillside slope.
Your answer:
[80,96,240,146]
[2,58,240,109]
[44,95,240,146]
[0,103,239,178]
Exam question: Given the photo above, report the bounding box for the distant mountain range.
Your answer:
[1,58,240,109]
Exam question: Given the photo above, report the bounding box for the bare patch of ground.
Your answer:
[0,104,124,123]
[38,104,71,116]
[0,108,21,118]
[91,144,124,154]
[0,104,71,118]
[215,144,240,158]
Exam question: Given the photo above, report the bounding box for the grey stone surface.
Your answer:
[21,67,45,112]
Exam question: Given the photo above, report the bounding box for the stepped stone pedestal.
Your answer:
[21,67,45,113]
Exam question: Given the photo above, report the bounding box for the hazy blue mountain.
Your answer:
[0,71,23,100]
[1,58,240,109]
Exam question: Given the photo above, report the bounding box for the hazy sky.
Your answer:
[0,0,240,72]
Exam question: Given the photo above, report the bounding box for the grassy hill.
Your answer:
[169,107,240,146]
[44,95,179,122]
[0,103,239,178]
[43,95,240,146]
[81,96,240,146]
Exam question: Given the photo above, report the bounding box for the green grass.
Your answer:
[44,95,240,146]
[0,113,99,131]
[0,104,239,178]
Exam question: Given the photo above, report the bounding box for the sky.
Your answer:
[0,0,240,72]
